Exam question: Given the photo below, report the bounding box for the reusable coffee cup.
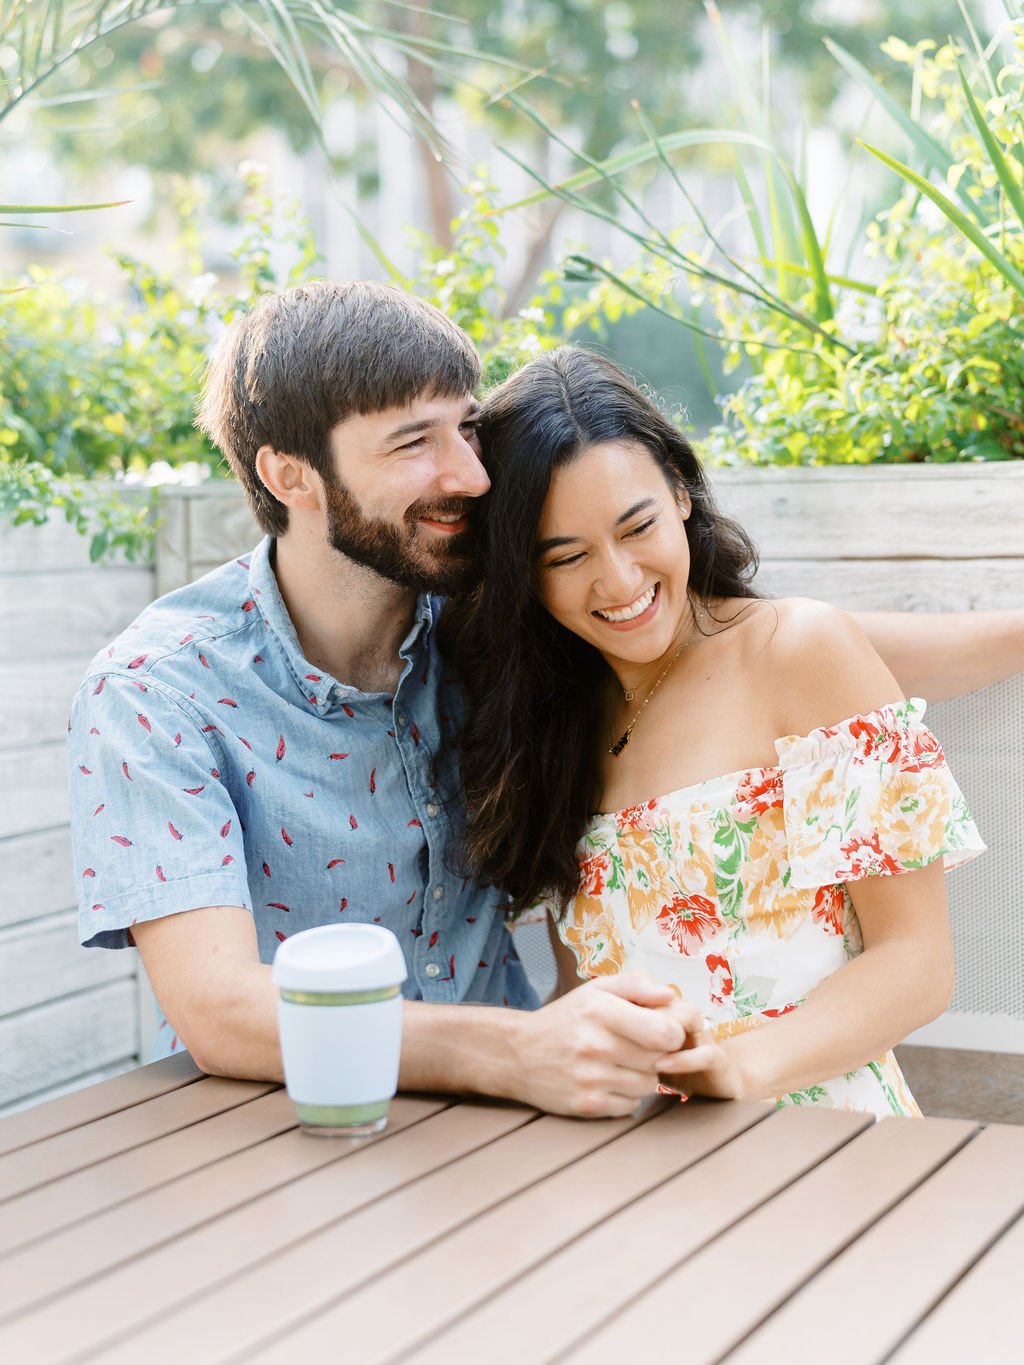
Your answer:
[272,923,408,1137]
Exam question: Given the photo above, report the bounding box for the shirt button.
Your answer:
[425,803,439,818]
[424,963,441,978]
[432,885,444,900]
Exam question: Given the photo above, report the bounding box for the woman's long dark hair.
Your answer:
[443,347,760,916]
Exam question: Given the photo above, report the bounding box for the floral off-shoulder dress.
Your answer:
[555,700,985,1117]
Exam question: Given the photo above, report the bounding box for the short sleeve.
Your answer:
[775,698,986,890]
[68,673,253,949]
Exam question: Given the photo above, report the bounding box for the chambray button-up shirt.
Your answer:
[68,537,537,1055]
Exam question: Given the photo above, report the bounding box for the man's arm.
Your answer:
[134,904,705,1117]
[853,608,1024,702]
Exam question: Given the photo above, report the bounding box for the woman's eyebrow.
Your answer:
[536,498,658,554]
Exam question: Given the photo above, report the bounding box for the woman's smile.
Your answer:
[593,582,660,628]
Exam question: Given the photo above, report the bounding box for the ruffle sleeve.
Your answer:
[775,698,986,890]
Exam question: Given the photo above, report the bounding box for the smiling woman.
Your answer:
[444,347,985,1118]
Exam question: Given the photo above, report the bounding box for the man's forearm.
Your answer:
[398,999,526,1098]
[854,608,1024,702]
[184,977,527,1097]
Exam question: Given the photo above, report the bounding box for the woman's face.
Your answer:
[534,440,692,670]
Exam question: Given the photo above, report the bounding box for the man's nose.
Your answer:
[437,431,490,498]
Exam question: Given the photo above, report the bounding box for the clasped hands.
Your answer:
[517,969,744,1118]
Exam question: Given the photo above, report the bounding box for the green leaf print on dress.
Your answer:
[712,810,756,924]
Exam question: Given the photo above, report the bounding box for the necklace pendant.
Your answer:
[609,731,630,758]
[622,687,637,702]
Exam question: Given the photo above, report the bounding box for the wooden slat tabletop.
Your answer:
[0,1057,1020,1365]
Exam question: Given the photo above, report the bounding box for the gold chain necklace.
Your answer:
[608,606,705,759]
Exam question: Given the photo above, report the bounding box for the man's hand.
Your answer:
[512,971,707,1117]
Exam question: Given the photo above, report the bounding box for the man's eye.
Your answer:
[398,436,427,451]
[460,421,480,436]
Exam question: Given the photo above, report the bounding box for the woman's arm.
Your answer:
[660,598,955,1101]
[852,608,1024,703]
[663,859,953,1101]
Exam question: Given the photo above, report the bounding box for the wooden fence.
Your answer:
[0,508,154,1114]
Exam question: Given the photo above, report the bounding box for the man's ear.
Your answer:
[255,446,322,512]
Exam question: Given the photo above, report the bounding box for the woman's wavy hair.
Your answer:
[443,346,760,916]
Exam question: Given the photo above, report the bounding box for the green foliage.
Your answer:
[0,169,323,559]
[381,174,568,388]
[698,32,1024,465]
[521,14,1024,467]
[0,171,562,559]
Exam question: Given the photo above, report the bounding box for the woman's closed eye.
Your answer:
[545,551,585,570]
[542,517,658,570]
[626,516,657,538]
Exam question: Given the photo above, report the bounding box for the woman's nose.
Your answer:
[595,548,642,604]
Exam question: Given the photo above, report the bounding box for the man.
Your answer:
[68,279,1023,1118]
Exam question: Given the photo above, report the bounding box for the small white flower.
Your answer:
[186,273,218,307]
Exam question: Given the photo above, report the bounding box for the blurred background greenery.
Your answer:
[2,0,1022,557]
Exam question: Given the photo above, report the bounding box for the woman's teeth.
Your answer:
[595,584,657,623]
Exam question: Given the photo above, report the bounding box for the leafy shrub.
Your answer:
[0,171,559,560]
[511,24,1024,467]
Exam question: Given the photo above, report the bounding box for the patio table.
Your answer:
[0,1055,1020,1364]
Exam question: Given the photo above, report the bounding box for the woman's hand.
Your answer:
[655,1020,749,1102]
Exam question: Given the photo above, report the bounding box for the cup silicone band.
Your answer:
[279,985,401,1006]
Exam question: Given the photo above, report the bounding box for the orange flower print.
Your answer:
[837,831,902,878]
[562,895,626,976]
[656,892,723,954]
[734,769,783,819]
[705,953,734,1006]
[578,850,611,898]
[811,883,845,935]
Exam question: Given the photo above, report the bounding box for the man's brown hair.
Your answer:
[196,279,481,536]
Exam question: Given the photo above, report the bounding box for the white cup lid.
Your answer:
[271,923,408,993]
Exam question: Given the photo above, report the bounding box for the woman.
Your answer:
[447,346,985,1116]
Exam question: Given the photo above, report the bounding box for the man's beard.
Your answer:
[323,473,479,596]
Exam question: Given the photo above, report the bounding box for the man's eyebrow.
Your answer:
[536,498,658,555]
[383,402,481,444]
[383,418,434,441]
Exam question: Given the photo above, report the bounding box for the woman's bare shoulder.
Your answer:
[738,596,904,736]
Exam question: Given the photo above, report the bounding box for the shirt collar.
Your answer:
[248,536,436,715]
